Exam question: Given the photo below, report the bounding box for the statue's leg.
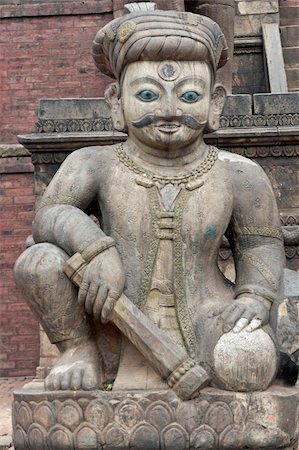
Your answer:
[14,243,103,391]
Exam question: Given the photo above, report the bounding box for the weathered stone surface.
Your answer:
[277,269,299,354]
[12,381,299,450]
[0,144,30,158]
[236,0,278,16]
[0,435,13,450]
[222,94,252,116]
[39,98,111,120]
[235,13,279,37]
[253,93,299,114]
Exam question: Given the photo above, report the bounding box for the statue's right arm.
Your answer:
[33,147,125,321]
[33,147,106,255]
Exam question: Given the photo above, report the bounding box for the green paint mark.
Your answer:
[204,223,217,240]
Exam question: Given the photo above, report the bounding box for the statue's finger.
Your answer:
[93,285,108,319]
[78,279,90,306]
[245,317,262,332]
[232,317,249,333]
[209,305,227,317]
[220,303,237,322]
[85,284,98,314]
[101,290,120,323]
[223,305,245,332]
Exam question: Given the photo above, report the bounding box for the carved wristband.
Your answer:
[63,237,115,286]
[81,237,116,264]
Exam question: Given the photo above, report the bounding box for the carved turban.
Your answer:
[92,9,228,80]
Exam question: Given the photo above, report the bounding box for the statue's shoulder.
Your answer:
[64,144,119,170]
[218,150,264,177]
[217,150,272,195]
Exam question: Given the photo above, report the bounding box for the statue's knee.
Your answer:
[14,243,68,289]
[213,328,278,391]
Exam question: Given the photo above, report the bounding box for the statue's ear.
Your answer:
[206,84,226,133]
[105,82,127,132]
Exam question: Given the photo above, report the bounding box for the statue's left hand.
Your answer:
[78,247,125,323]
[219,297,270,334]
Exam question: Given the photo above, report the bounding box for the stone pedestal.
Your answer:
[12,381,299,450]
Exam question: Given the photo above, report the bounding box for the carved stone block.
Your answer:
[235,13,279,37]
[253,93,299,115]
[236,0,279,16]
[222,94,252,116]
[12,381,299,450]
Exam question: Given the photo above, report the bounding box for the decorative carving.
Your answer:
[12,385,299,450]
[56,400,83,432]
[238,226,283,241]
[280,215,299,226]
[285,246,298,259]
[36,113,299,135]
[220,113,299,128]
[35,118,114,134]
[31,152,68,165]
[227,146,299,158]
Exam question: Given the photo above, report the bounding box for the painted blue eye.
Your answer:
[136,90,159,102]
[180,91,200,103]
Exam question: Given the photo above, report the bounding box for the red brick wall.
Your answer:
[0,1,113,144]
[0,155,40,377]
[0,2,113,377]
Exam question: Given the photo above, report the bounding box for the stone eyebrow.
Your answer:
[175,76,206,89]
[130,77,163,89]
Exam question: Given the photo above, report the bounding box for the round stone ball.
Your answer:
[213,328,277,391]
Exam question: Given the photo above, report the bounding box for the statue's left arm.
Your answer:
[222,159,285,333]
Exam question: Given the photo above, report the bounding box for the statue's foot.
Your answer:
[45,339,103,391]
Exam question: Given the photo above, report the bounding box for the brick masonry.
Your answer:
[0,2,113,377]
[0,2,113,144]
[0,155,40,377]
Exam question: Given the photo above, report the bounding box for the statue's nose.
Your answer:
[155,103,183,120]
[155,98,183,120]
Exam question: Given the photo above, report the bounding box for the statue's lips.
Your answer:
[156,124,181,133]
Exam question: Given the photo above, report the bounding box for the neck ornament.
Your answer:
[115,143,218,187]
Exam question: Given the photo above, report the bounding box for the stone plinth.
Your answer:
[12,381,299,450]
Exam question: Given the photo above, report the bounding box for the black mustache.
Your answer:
[131,114,207,130]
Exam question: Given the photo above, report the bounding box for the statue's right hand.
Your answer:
[78,247,125,323]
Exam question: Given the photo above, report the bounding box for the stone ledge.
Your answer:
[12,381,299,450]
[0,145,30,158]
[236,0,279,16]
[254,93,299,115]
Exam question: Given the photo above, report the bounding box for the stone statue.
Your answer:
[14,5,285,397]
